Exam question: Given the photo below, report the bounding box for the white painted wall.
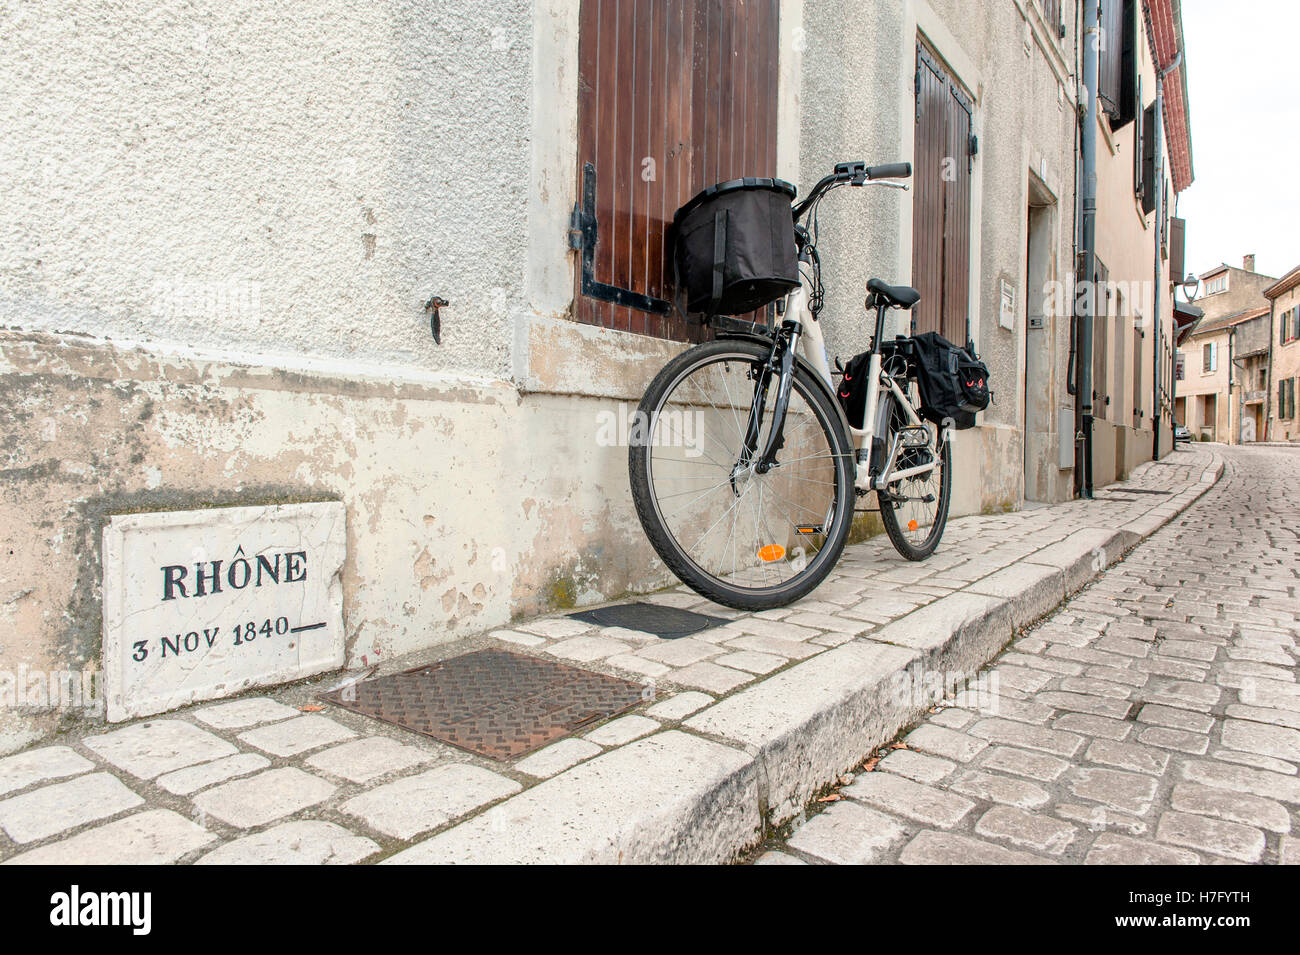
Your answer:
[0,0,534,379]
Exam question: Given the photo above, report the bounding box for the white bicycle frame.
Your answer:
[780,263,939,493]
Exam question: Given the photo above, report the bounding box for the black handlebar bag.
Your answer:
[671,178,799,317]
[911,332,991,430]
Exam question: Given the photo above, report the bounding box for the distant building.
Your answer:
[1174,256,1275,442]
[1264,264,1300,441]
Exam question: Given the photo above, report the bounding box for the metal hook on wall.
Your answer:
[424,296,448,344]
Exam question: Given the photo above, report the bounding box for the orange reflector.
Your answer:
[757,544,786,562]
[907,519,919,532]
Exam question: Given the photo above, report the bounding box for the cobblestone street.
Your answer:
[761,444,1300,865]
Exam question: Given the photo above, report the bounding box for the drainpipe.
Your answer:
[1076,0,1100,499]
[1228,326,1236,445]
[1151,49,1182,461]
[1266,303,1275,441]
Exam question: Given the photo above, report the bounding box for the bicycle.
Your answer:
[629,160,953,610]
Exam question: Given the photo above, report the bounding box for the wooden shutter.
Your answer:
[1133,323,1143,421]
[1113,302,1127,421]
[1093,259,1110,417]
[912,41,974,344]
[573,0,781,340]
[1169,215,1185,284]
[1140,102,1157,216]
[1132,75,1143,197]
[1041,0,1063,37]
[1099,0,1136,127]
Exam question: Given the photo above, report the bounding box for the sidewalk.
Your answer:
[0,446,1223,864]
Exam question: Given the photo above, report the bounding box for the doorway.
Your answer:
[1022,180,1056,502]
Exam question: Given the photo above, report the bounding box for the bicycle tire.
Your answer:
[876,394,952,560]
[629,338,856,610]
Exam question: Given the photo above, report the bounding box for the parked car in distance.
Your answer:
[1173,423,1192,444]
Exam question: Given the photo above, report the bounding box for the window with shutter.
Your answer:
[912,41,974,344]
[573,0,781,340]
[1099,0,1137,127]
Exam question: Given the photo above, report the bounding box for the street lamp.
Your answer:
[1179,273,1199,302]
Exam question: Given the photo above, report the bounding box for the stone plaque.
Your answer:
[102,502,346,722]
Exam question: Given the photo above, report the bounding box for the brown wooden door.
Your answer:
[911,41,973,344]
[574,0,780,340]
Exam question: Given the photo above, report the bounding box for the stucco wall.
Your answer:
[799,0,1077,512]
[0,0,533,379]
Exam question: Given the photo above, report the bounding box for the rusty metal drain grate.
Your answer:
[568,601,728,639]
[318,649,645,761]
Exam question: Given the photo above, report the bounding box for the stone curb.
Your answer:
[390,450,1227,864]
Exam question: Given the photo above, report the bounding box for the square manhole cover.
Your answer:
[568,601,728,639]
[319,649,645,761]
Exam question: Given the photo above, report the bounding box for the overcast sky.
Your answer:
[1176,0,1299,281]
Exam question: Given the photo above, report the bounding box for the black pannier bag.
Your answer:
[671,178,799,317]
[910,331,991,430]
[835,351,872,430]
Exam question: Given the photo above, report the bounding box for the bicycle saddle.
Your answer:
[867,278,920,309]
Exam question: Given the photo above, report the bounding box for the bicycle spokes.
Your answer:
[643,352,845,591]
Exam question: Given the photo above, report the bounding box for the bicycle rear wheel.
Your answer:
[629,338,855,610]
[876,391,951,560]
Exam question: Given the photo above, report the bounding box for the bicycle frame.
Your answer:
[737,262,938,494]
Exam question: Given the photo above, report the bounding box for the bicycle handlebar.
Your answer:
[792,160,911,221]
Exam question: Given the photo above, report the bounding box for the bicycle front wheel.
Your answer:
[629,338,855,610]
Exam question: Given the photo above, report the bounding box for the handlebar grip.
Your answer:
[866,162,912,180]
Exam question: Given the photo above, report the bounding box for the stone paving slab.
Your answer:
[4,809,215,864]
[0,445,1236,864]
[0,772,143,843]
[341,764,522,840]
[0,746,93,798]
[197,821,379,865]
[84,720,237,780]
[193,768,336,829]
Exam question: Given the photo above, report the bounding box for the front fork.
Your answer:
[734,318,802,485]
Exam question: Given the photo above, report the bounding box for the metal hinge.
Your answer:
[567,203,585,251]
